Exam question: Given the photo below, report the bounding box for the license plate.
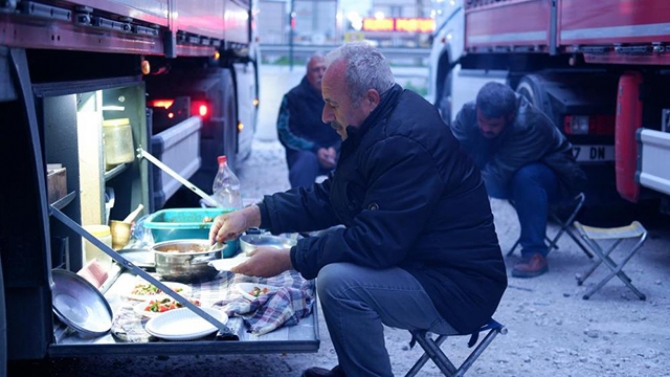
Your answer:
[572,145,614,162]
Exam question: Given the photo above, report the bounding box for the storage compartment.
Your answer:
[142,208,240,257]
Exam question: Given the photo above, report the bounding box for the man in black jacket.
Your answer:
[277,53,341,188]
[450,82,587,278]
[210,43,507,377]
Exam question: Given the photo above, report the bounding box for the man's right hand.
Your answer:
[209,205,261,244]
[317,147,337,169]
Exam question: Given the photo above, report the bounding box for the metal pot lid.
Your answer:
[51,269,113,337]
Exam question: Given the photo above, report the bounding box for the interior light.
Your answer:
[237,121,244,132]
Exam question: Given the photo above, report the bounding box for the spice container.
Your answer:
[82,224,113,271]
[102,118,135,165]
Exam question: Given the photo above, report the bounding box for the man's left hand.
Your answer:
[231,247,293,277]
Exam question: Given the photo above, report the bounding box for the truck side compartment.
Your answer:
[0,0,259,364]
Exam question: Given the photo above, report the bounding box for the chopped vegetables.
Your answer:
[143,297,201,313]
[248,286,270,298]
[131,283,183,296]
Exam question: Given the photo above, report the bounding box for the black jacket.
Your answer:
[277,76,341,153]
[450,95,587,197]
[259,85,507,334]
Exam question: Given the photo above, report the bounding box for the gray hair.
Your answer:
[325,42,395,107]
[306,52,326,69]
[475,82,517,118]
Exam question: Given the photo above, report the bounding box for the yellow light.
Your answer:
[237,121,244,132]
[214,51,220,61]
[253,98,259,106]
[141,59,151,75]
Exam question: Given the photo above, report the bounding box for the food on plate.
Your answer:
[248,286,270,298]
[143,297,201,314]
[131,283,183,297]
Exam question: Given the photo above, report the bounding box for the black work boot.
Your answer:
[301,365,345,377]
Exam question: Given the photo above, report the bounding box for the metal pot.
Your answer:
[152,239,222,283]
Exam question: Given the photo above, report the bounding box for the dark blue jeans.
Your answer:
[317,263,458,376]
[485,163,561,258]
[286,149,332,189]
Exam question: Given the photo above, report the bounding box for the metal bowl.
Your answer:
[51,269,113,338]
[239,234,295,256]
[152,239,222,283]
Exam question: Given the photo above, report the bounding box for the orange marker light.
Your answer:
[141,59,151,75]
[150,100,174,109]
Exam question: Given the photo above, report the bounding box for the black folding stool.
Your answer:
[573,221,648,300]
[405,318,506,377]
[507,192,593,259]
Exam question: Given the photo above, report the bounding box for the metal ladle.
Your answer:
[136,147,218,207]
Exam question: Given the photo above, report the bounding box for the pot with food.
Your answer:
[152,239,222,283]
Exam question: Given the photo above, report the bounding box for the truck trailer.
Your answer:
[429,0,670,212]
[0,1,319,374]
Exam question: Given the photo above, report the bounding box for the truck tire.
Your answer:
[515,74,555,122]
[437,70,453,125]
[0,255,6,377]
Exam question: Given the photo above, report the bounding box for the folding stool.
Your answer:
[573,221,648,300]
[507,192,593,259]
[405,318,506,377]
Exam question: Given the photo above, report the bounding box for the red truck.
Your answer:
[429,0,670,212]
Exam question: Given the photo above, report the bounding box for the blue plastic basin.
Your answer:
[142,208,240,258]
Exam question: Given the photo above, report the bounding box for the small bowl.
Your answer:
[239,234,295,256]
[110,220,132,250]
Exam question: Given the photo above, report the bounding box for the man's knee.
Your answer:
[316,263,352,303]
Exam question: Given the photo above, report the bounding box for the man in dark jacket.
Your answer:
[210,43,507,377]
[277,53,341,188]
[450,82,587,278]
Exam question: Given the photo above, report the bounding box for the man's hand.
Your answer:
[209,205,261,244]
[317,147,337,169]
[231,247,293,277]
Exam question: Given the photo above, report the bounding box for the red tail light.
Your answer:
[191,100,211,120]
[563,115,615,136]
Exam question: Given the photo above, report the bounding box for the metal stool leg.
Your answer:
[408,331,458,376]
[405,333,450,377]
[506,238,520,256]
[454,326,506,377]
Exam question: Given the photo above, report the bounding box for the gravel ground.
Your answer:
[11,66,670,377]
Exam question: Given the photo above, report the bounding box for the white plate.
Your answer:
[123,281,192,301]
[134,297,202,318]
[145,307,229,341]
[208,254,250,272]
[235,283,279,301]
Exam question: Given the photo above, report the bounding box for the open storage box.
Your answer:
[143,208,239,257]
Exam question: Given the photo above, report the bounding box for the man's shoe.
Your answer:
[512,253,548,278]
[301,365,345,377]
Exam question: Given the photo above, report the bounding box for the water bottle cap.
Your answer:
[217,155,227,165]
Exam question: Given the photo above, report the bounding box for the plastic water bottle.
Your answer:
[212,155,243,210]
